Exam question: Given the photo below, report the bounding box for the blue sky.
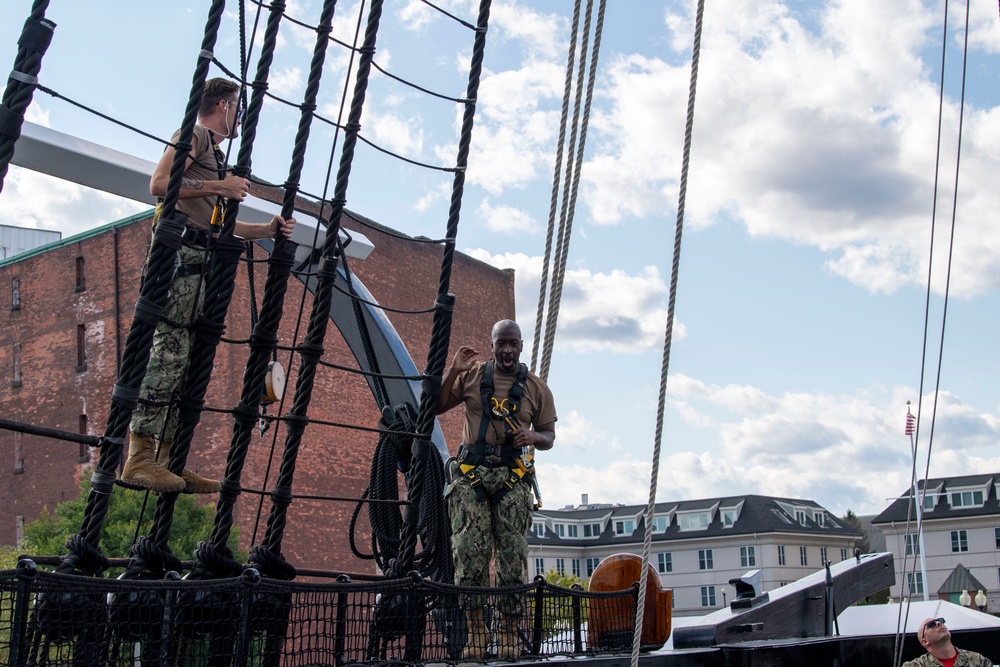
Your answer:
[3,0,1000,517]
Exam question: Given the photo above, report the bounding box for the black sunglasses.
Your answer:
[923,618,946,633]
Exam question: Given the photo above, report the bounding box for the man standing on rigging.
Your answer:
[120,78,295,495]
[438,319,557,661]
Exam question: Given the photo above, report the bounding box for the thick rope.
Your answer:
[65,0,229,574]
[191,0,338,582]
[392,0,493,579]
[631,0,703,663]
[253,0,386,570]
[539,0,605,382]
[0,0,54,194]
[530,0,581,374]
[145,0,288,556]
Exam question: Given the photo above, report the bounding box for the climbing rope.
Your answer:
[631,0,705,664]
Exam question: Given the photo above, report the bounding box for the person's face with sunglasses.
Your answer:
[918,617,948,645]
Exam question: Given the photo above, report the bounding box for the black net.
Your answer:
[1,563,640,666]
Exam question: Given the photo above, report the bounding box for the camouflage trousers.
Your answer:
[130,244,209,440]
[446,465,533,614]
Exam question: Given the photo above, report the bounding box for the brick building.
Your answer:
[0,208,514,574]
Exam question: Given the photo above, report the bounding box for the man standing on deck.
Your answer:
[438,319,557,661]
[120,78,295,495]
[903,618,993,666]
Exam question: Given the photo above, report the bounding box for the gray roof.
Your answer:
[938,563,987,595]
[871,473,998,524]
[529,494,859,545]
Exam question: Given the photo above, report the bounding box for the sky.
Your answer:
[2,0,1000,519]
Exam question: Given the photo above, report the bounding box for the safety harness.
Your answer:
[457,361,532,503]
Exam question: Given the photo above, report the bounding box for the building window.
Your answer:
[555,558,565,576]
[799,546,808,566]
[535,558,545,577]
[615,519,634,535]
[567,524,578,537]
[16,515,25,549]
[652,516,668,532]
[698,549,714,570]
[572,559,581,577]
[923,494,935,511]
[778,545,786,566]
[11,277,20,310]
[556,524,565,537]
[531,523,545,538]
[820,547,829,565]
[76,324,87,371]
[995,527,1000,550]
[721,510,736,527]
[13,432,24,474]
[841,547,849,561]
[950,490,984,508]
[679,512,710,531]
[12,342,21,387]
[815,512,825,527]
[951,530,968,553]
[657,552,673,573]
[583,523,601,537]
[700,586,716,607]
[586,557,601,577]
[795,510,807,526]
[906,572,924,596]
[905,534,920,556]
[75,256,86,291]
[740,546,756,568]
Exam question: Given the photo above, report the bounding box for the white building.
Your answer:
[527,494,860,617]
[872,472,999,611]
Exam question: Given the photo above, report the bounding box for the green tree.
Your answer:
[22,468,243,564]
[531,567,589,641]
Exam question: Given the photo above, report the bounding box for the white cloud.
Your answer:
[366,111,424,157]
[0,166,147,238]
[477,199,540,234]
[466,250,677,354]
[269,66,303,97]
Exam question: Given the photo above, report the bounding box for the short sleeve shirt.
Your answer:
[450,361,557,447]
[172,124,222,231]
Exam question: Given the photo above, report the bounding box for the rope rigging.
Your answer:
[0,0,497,606]
[892,0,972,665]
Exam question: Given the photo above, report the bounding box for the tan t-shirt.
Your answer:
[171,124,223,231]
[451,361,557,447]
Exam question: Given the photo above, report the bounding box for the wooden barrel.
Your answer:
[588,553,672,650]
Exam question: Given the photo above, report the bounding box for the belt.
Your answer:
[181,226,216,248]
[478,459,508,469]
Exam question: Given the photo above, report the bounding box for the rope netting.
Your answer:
[0,0,657,662]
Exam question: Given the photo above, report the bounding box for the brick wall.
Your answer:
[0,211,514,575]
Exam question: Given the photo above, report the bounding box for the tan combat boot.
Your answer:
[496,613,521,662]
[157,441,221,494]
[462,607,489,661]
[119,433,185,493]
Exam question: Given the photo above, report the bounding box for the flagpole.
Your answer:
[906,403,930,602]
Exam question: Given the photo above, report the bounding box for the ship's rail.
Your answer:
[1,559,643,666]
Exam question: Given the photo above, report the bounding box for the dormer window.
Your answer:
[583,522,602,537]
[678,512,710,531]
[923,493,936,511]
[795,509,807,526]
[531,523,545,538]
[652,516,669,532]
[614,519,635,535]
[815,512,825,527]
[950,489,985,508]
[721,510,736,527]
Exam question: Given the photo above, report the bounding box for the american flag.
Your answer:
[905,412,916,436]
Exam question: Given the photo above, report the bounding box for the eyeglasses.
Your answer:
[920,618,946,638]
